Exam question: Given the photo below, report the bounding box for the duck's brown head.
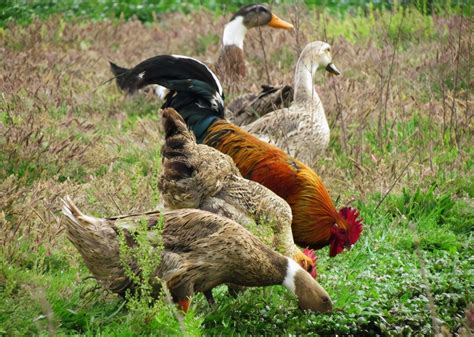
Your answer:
[230,4,294,30]
[283,258,332,313]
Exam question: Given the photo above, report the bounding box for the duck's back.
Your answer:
[243,102,329,166]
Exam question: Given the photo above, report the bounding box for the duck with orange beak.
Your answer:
[215,4,294,83]
[110,4,293,94]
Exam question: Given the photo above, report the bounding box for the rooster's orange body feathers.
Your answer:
[204,120,346,249]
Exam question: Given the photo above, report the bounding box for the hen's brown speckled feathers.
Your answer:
[159,108,238,210]
[61,197,148,296]
[61,199,332,313]
[159,108,313,271]
[161,209,287,295]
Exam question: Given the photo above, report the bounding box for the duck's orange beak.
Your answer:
[267,14,294,30]
[178,298,190,312]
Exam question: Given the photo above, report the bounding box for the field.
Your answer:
[1,1,473,336]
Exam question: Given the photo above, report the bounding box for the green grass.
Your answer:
[1,177,471,335]
[1,3,472,336]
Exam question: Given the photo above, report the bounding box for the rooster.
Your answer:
[110,54,363,256]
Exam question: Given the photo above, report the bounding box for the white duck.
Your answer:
[242,41,340,166]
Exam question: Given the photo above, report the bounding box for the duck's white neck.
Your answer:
[222,16,247,50]
[293,59,322,108]
[282,257,301,294]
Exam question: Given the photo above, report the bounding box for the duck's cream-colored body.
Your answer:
[242,41,339,166]
[61,198,332,313]
[159,108,314,272]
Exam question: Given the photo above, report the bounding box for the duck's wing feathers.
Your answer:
[242,106,300,142]
[227,85,294,126]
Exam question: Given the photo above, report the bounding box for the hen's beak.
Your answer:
[267,14,294,30]
[326,63,341,75]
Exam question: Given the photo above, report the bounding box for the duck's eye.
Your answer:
[327,49,331,54]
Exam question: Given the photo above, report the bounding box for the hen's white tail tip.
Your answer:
[61,196,81,226]
[61,196,103,227]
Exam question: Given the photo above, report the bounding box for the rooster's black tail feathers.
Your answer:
[109,61,135,92]
[110,55,225,143]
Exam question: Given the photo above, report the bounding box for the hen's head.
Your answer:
[329,207,363,257]
[303,248,318,278]
[293,248,318,278]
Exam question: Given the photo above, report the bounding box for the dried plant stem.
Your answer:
[106,209,162,221]
[257,26,271,84]
[448,14,464,151]
[377,9,405,150]
[332,79,348,155]
[375,153,416,210]
[291,1,304,54]
[109,192,123,213]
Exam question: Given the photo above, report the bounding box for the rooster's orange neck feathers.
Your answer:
[289,160,346,248]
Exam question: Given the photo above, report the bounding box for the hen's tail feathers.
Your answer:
[160,108,196,181]
[111,55,225,142]
[61,196,133,295]
[158,109,202,209]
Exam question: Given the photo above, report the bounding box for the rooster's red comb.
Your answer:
[303,248,318,278]
[339,207,363,245]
